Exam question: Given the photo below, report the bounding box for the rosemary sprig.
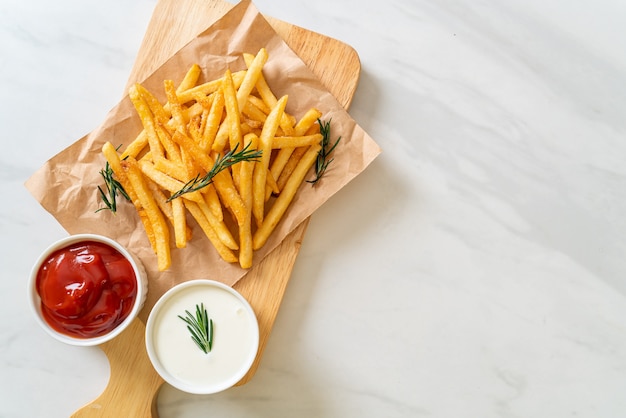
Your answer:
[168,142,262,201]
[96,158,130,213]
[178,303,214,354]
[308,118,341,185]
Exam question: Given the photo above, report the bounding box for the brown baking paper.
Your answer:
[25,0,381,314]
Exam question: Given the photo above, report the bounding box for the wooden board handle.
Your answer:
[70,319,163,418]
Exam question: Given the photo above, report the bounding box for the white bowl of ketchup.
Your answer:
[28,234,148,346]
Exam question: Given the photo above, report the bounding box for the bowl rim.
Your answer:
[27,233,147,347]
[145,279,260,394]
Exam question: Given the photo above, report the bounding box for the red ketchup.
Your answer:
[35,241,138,339]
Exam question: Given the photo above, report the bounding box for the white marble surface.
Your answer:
[3,0,626,416]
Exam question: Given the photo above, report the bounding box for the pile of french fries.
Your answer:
[102,48,324,271]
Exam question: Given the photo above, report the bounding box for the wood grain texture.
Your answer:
[72,0,360,416]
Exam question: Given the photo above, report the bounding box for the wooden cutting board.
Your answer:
[71,1,360,416]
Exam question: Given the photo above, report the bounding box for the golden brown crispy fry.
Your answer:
[276,145,308,192]
[199,89,224,152]
[123,157,171,271]
[238,132,258,269]
[129,84,164,160]
[177,63,202,94]
[253,95,287,227]
[271,134,323,149]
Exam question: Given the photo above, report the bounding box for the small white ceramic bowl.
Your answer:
[28,234,148,346]
[145,279,259,394]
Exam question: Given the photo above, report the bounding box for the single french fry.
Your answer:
[276,145,308,192]
[129,84,164,159]
[237,48,268,111]
[200,89,224,152]
[138,209,157,253]
[122,157,171,271]
[253,143,322,250]
[177,63,202,94]
[184,200,238,263]
[252,95,287,226]
[171,197,188,249]
[121,130,149,160]
[294,108,323,136]
[271,133,323,149]
[222,69,243,162]
[238,132,258,269]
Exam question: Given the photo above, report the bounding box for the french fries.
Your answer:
[100,48,328,270]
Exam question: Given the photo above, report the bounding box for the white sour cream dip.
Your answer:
[146,280,259,394]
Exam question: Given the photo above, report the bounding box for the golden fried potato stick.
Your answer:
[129,84,164,160]
[237,48,268,111]
[238,132,258,269]
[177,63,202,94]
[171,197,187,249]
[122,157,172,271]
[276,146,308,192]
[253,143,322,250]
[222,69,243,187]
[183,200,238,263]
[272,134,323,149]
[252,95,288,227]
[199,89,224,152]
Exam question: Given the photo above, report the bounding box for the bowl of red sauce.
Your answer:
[28,234,148,346]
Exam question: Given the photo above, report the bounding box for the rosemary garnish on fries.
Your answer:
[308,118,341,185]
[167,143,262,201]
[96,154,130,213]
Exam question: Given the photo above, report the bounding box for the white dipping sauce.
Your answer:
[146,280,259,394]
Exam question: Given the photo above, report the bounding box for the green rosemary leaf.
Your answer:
[308,118,341,185]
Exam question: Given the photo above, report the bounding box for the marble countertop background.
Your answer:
[3,0,626,417]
